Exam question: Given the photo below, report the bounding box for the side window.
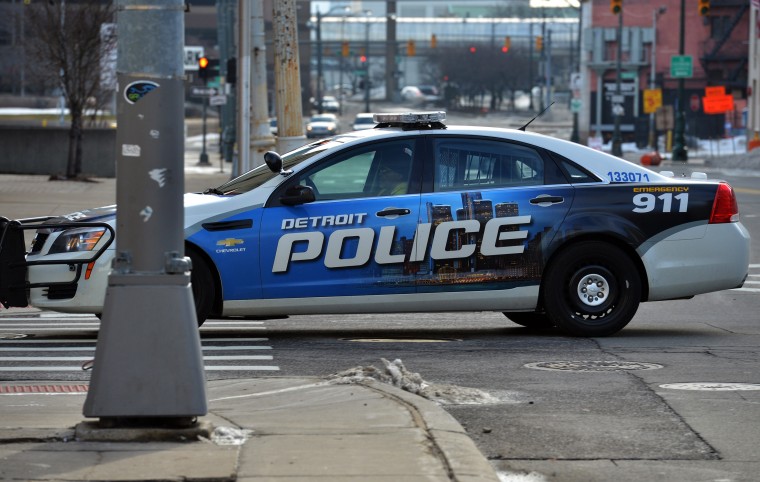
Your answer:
[306,151,374,197]
[292,140,415,201]
[433,138,545,192]
[546,151,600,184]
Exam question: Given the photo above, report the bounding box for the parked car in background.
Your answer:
[400,86,441,106]
[418,85,441,105]
[400,86,424,103]
[306,113,339,138]
[352,113,376,131]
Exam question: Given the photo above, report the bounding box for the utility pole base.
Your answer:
[83,274,207,418]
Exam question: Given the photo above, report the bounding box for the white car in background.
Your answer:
[306,113,339,138]
[352,113,376,131]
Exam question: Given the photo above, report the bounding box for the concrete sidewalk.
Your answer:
[0,377,498,481]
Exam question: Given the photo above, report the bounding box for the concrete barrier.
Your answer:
[0,125,116,178]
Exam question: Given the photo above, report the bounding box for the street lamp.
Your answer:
[316,5,350,114]
[648,6,667,150]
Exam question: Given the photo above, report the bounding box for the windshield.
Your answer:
[208,141,333,195]
[311,115,334,123]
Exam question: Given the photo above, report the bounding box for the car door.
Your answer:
[416,136,574,301]
[259,138,423,299]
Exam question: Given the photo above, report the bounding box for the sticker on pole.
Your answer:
[124,80,159,104]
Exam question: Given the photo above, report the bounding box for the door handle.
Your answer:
[530,195,564,205]
[376,208,411,217]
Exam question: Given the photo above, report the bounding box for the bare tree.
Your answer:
[428,43,532,113]
[25,0,116,180]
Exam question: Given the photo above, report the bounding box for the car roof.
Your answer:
[322,122,666,183]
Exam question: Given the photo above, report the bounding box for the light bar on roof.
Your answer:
[373,111,447,124]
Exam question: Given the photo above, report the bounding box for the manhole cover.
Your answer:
[660,382,760,391]
[0,384,89,394]
[0,333,28,340]
[524,360,663,372]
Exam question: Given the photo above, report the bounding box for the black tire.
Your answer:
[188,249,215,327]
[503,312,555,329]
[543,242,641,337]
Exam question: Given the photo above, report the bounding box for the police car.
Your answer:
[0,112,751,336]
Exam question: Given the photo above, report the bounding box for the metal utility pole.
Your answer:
[84,0,207,421]
[273,0,306,154]
[611,9,623,157]
[649,6,666,150]
[385,1,398,103]
[364,11,372,113]
[217,0,236,170]
[237,0,252,175]
[250,0,274,169]
[671,0,688,161]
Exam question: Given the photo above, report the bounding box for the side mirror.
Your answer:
[264,151,282,173]
[280,185,316,206]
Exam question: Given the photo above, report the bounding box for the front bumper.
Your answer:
[0,216,114,310]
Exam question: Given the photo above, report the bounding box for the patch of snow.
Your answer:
[328,358,521,405]
[200,426,254,446]
[497,470,549,482]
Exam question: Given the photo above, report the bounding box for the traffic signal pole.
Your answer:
[83,0,207,422]
[672,0,688,161]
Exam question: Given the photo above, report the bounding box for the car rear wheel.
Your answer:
[543,242,641,337]
[503,312,554,329]
[188,249,215,327]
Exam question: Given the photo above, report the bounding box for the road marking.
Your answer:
[661,382,760,391]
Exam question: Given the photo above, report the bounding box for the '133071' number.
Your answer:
[633,193,689,213]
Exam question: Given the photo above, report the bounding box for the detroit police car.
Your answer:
[0,112,751,336]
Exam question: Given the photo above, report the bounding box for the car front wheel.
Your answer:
[188,249,215,327]
[542,242,641,337]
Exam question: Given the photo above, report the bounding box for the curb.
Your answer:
[360,380,501,482]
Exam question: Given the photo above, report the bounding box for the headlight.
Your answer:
[49,228,106,254]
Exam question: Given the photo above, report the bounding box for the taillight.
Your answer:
[709,182,739,224]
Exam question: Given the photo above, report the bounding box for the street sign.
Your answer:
[670,55,693,78]
[570,98,582,113]
[690,94,700,112]
[184,46,205,71]
[643,88,662,114]
[209,95,227,106]
[705,86,725,97]
[702,95,734,114]
[190,86,217,97]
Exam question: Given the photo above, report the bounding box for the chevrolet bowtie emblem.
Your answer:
[217,238,244,247]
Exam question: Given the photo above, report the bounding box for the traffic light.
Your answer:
[198,56,209,80]
[535,36,543,52]
[359,54,367,64]
[469,46,477,53]
[341,41,349,57]
[407,39,416,57]
[698,0,710,16]
[610,0,622,14]
[431,34,437,49]
[502,36,511,53]
[226,57,237,85]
